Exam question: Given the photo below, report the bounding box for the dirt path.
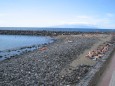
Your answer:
[96,51,115,86]
[70,34,112,67]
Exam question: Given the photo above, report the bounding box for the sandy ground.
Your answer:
[70,34,112,66]
[0,34,112,86]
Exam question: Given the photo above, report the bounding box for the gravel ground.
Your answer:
[0,34,105,86]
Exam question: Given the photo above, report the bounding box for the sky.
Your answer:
[0,0,115,28]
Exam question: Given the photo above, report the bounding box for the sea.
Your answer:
[0,33,53,61]
[0,27,115,32]
[0,35,53,51]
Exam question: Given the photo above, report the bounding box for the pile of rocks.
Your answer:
[85,43,112,60]
[60,65,91,85]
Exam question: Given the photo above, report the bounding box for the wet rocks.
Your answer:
[0,56,2,58]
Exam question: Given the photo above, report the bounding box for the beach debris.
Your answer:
[43,55,48,58]
[65,40,73,43]
[68,40,73,43]
[39,47,48,51]
[85,43,111,60]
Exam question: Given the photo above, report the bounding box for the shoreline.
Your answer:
[0,35,55,61]
[0,34,114,86]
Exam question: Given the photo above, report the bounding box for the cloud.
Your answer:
[106,13,114,17]
[0,13,7,17]
[76,15,90,19]
[63,15,105,25]
[60,15,115,28]
[0,12,115,28]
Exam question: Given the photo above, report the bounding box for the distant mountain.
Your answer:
[52,24,98,28]
[0,24,99,32]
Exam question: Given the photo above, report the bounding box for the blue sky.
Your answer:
[0,0,115,28]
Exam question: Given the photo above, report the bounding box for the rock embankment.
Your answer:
[0,34,111,86]
[0,30,80,36]
[0,30,107,36]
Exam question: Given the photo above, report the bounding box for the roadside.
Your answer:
[96,49,115,86]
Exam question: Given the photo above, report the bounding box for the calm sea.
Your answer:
[0,35,53,61]
[0,35,53,51]
[0,27,115,32]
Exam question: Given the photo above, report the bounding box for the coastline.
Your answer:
[0,34,113,86]
[0,36,54,61]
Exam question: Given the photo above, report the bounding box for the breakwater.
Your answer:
[0,30,80,36]
[0,30,108,36]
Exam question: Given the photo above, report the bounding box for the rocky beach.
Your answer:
[0,33,114,86]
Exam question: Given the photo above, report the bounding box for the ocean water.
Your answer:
[0,35,53,61]
[0,27,115,32]
[0,35,53,51]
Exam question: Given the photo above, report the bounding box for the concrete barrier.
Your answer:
[77,44,115,86]
[109,71,115,86]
